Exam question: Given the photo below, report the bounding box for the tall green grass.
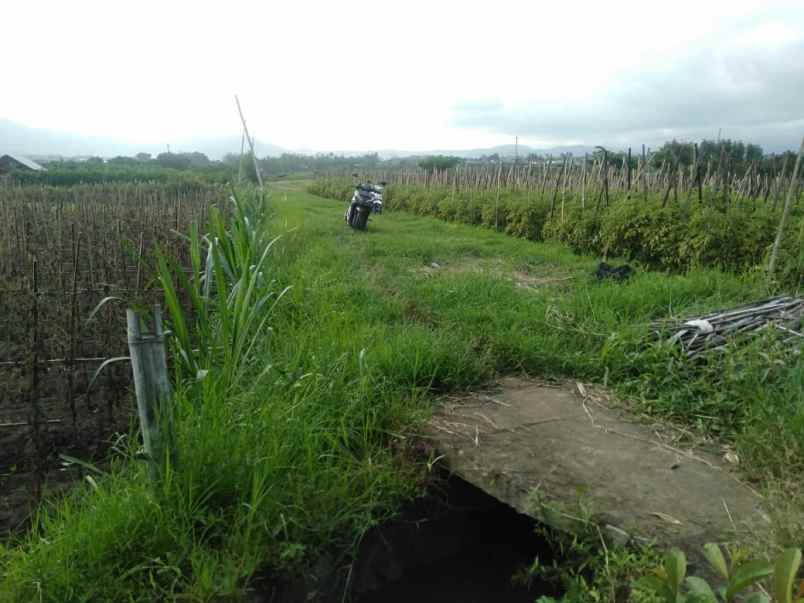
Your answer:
[2,187,802,601]
[281,191,803,482]
[0,190,422,601]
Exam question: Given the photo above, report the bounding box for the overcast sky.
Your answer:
[2,0,803,153]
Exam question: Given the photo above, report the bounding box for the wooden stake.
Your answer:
[768,136,804,281]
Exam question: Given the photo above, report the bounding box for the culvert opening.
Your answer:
[353,473,560,603]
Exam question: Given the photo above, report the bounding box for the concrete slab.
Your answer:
[426,378,767,555]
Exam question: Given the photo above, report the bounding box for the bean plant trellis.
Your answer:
[311,143,804,286]
[0,181,227,534]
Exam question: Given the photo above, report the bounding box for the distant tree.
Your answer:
[135,152,152,161]
[184,152,211,168]
[418,155,462,172]
[156,152,192,170]
[222,153,240,167]
[698,139,764,167]
[650,139,695,167]
[108,156,130,165]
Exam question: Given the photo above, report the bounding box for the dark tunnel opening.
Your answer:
[353,473,561,603]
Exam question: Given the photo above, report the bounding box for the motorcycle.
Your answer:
[345,182,385,230]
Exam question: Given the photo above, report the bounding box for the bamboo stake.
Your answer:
[773,154,789,209]
[495,160,502,231]
[234,94,264,189]
[127,306,175,481]
[581,153,587,209]
[30,258,42,499]
[67,229,80,432]
[768,136,804,280]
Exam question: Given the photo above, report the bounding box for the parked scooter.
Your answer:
[345,182,385,230]
[369,182,384,214]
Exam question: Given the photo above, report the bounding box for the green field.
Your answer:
[2,186,802,601]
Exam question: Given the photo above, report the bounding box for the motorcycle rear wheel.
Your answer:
[356,210,369,230]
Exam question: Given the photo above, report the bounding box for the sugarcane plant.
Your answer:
[157,189,290,395]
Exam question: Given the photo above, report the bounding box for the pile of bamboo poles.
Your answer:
[660,296,804,358]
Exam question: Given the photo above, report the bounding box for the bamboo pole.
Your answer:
[641,144,647,201]
[495,160,502,231]
[234,94,264,189]
[127,306,175,481]
[581,153,587,209]
[30,257,42,498]
[768,136,804,281]
[773,154,789,209]
[67,229,80,432]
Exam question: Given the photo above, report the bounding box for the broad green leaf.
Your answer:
[774,549,802,603]
[703,543,730,580]
[665,550,687,596]
[685,576,717,602]
[726,559,773,600]
[742,593,770,603]
[634,575,675,602]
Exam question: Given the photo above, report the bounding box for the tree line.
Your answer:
[3,138,798,185]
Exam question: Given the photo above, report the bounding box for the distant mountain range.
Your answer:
[1,118,600,161]
[0,119,285,160]
[372,144,600,159]
[317,144,602,160]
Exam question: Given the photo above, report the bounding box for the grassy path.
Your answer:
[275,190,800,462]
[273,188,803,554]
[2,187,800,601]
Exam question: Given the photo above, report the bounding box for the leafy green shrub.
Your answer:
[543,208,603,254]
[308,177,802,288]
[505,196,550,240]
[634,545,803,603]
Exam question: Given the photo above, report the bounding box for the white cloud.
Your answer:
[1,0,802,151]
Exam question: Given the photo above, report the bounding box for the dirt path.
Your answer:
[426,378,766,558]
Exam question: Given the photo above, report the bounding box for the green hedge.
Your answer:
[308,179,803,288]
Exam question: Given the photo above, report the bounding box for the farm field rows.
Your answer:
[1,185,802,601]
[0,182,227,535]
[309,167,804,287]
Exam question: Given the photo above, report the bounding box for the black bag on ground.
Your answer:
[594,262,633,282]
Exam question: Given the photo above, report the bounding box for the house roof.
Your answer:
[1,154,47,171]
